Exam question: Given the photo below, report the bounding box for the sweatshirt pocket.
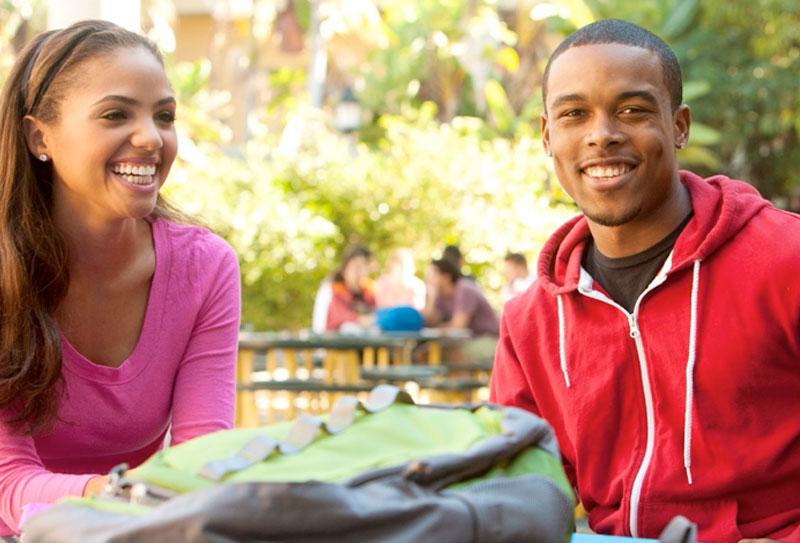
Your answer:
[639,498,742,543]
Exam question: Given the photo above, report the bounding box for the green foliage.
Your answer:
[483,80,542,139]
[585,0,800,198]
[0,0,44,83]
[165,60,572,329]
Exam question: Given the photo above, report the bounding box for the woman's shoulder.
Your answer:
[152,218,236,263]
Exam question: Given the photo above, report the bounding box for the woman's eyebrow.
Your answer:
[92,95,176,107]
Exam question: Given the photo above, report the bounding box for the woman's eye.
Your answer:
[102,110,126,121]
[157,110,176,123]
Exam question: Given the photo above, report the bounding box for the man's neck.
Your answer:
[588,183,692,258]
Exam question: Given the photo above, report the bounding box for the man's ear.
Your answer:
[541,112,552,157]
[674,104,691,149]
[22,115,49,159]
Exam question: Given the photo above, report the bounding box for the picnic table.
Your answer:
[235,329,488,426]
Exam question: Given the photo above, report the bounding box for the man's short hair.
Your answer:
[504,252,528,269]
[431,258,462,284]
[442,245,463,266]
[542,19,683,111]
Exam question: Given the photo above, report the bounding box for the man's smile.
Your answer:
[578,158,639,190]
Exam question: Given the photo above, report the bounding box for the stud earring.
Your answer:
[38,154,48,162]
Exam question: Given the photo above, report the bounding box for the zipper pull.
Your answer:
[628,315,640,339]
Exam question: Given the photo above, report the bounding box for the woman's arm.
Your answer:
[0,420,94,534]
[168,242,241,445]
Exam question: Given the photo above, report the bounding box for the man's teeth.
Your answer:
[111,164,157,185]
[584,164,633,178]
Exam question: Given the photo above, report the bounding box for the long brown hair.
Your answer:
[0,20,184,434]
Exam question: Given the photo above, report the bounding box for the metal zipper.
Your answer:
[577,272,666,538]
[625,312,656,538]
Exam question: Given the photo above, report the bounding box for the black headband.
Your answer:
[21,27,95,116]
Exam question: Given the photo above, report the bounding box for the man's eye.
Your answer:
[562,109,584,118]
[621,106,645,114]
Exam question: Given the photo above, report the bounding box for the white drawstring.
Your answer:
[556,294,571,388]
[683,259,702,485]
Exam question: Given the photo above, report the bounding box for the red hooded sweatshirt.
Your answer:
[491,171,800,542]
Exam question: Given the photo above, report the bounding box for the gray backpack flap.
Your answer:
[21,386,574,543]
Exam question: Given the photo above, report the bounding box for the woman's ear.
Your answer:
[22,115,50,159]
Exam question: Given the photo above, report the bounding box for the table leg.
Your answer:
[362,347,375,368]
[428,341,442,366]
[236,348,258,428]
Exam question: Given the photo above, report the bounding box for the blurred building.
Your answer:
[47,0,140,30]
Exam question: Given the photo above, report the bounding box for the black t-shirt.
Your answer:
[582,213,693,313]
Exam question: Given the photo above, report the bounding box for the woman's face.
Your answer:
[31,46,177,224]
[343,255,370,290]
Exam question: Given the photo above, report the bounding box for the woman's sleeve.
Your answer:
[325,293,357,331]
[168,241,241,445]
[0,419,93,534]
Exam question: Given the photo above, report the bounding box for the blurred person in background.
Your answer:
[325,244,376,331]
[442,244,475,282]
[374,248,426,310]
[423,258,499,363]
[501,252,536,303]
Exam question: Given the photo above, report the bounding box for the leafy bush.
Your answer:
[164,70,574,329]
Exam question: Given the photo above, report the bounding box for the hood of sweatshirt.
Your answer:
[536,170,770,295]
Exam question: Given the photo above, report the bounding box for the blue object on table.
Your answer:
[376,305,424,332]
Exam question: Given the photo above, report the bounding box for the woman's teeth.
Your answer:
[111,164,157,185]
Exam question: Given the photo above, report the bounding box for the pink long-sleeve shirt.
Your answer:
[0,218,241,535]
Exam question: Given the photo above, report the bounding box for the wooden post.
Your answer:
[428,341,442,365]
[235,348,258,428]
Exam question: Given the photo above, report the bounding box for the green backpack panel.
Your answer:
[22,385,575,543]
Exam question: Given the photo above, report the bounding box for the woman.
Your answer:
[373,248,426,310]
[0,20,240,535]
[325,245,376,331]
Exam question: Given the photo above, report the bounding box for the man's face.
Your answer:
[541,43,690,228]
[503,261,524,283]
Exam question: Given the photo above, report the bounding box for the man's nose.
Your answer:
[584,113,624,148]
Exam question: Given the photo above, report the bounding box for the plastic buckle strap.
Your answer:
[363,384,415,413]
[196,385,417,481]
[279,414,323,454]
[324,395,363,434]
[198,434,279,482]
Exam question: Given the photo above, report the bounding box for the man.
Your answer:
[490,19,799,542]
[501,252,535,302]
[423,258,499,362]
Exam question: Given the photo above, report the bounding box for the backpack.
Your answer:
[375,305,425,332]
[21,385,575,543]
